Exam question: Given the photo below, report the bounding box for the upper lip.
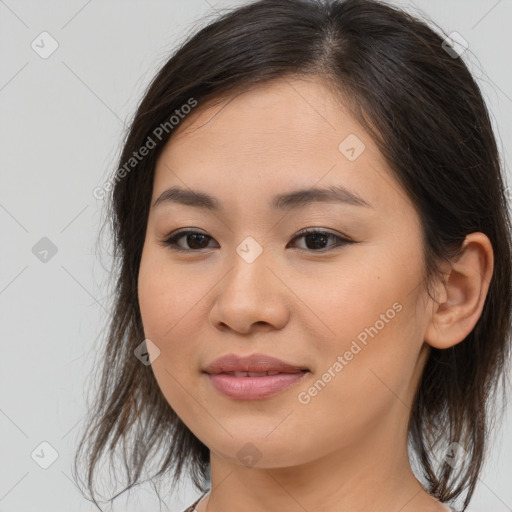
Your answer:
[203,353,309,374]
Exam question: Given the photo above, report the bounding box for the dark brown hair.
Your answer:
[73,0,512,510]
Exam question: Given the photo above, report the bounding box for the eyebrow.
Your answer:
[152,184,372,211]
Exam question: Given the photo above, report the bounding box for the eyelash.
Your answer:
[160,228,355,253]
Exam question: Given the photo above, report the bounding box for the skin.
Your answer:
[137,75,494,512]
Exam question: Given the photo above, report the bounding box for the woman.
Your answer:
[73,1,512,511]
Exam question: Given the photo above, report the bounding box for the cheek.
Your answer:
[294,252,407,353]
[137,244,215,384]
[138,246,205,343]
[295,246,424,406]
[138,254,204,420]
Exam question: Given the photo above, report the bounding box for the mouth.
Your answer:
[202,353,310,399]
[214,370,306,377]
[202,352,309,375]
[205,370,309,400]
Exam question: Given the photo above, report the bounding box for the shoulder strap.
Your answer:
[182,490,209,512]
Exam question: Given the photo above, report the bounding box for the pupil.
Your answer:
[306,233,327,249]
[188,234,208,249]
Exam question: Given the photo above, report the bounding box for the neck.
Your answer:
[201,405,444,512]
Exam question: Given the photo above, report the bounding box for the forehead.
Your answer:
[152,76,411,218]
[166,76,361,158]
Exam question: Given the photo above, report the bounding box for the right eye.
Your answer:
[160,229,219,252]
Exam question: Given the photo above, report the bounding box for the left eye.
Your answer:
[288,228,354,251]
[161,228,354,252]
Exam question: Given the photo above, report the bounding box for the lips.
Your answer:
[222,371,284,377]
[203,353,308,375]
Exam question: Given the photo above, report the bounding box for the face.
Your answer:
[138,76,433,469]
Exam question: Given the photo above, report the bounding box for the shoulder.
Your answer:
[181,491,208,512]
[181,500,199,512]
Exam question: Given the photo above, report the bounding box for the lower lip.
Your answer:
[206,371,308,400]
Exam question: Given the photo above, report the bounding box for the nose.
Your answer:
[209,248,290,335]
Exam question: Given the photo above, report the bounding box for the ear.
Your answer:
[424,232,494,349]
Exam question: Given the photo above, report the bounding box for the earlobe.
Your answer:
[424,232,494,350]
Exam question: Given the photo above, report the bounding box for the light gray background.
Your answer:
[1,1,511,511]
